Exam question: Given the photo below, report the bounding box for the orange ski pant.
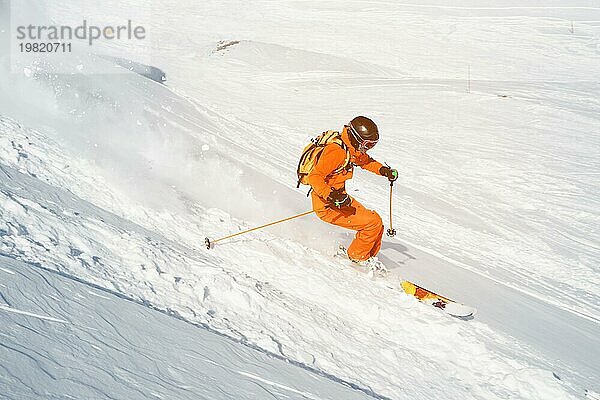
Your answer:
[312,193,384,261]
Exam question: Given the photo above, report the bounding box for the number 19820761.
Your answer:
[19,42,72,52]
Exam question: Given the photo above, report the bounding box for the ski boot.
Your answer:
[337,245,388,277]
[353,256,388,277]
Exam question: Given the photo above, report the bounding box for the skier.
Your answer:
[306,116,398,267]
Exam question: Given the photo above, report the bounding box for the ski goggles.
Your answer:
[348,122,378,153]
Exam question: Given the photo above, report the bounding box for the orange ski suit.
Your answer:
[307,127,385,261]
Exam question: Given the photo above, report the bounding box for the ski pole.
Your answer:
[205,207,326,249]
[386,180,396,237]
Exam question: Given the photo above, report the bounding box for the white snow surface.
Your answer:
[1,1,599,399]
[0,255,375,400]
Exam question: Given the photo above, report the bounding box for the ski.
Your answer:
[400,280,476,318]
[335,245,475,317]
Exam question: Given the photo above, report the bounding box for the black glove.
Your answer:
[379,166,398,182]
[326,187,352,209]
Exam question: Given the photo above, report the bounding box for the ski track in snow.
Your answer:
[0,266,15,274]
[237,371,323,400]
[0,304,69,324]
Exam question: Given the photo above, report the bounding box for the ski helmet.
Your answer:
[347,116,379,153]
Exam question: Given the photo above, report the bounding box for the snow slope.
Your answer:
[0,255,376,400]
[1,0,599,399]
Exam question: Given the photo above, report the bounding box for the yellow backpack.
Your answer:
[296,130,351,188]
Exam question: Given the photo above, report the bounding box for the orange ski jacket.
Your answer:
[307,127,384,200]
